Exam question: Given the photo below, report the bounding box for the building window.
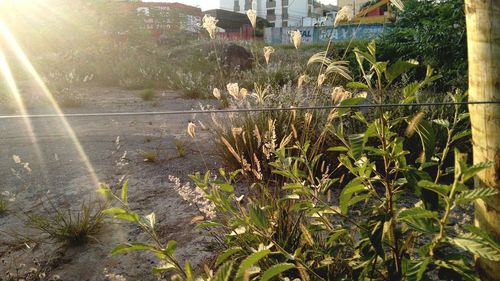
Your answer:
[282,7,288,18]
[267,9,275,16]
[282,21,288,27]
[234,0,240,11]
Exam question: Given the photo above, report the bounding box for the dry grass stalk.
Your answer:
[221,136,242,163]
[405,112,425,137]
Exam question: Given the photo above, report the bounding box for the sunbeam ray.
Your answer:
[0,21,100,188]
[0,48,49,182]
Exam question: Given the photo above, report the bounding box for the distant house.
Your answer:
[337,0,396,24]
[218,0,316,28]
[203,9,269,40]
[113,1,202,38]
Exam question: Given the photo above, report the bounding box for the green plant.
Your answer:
[101,80,500,280]
[377,0,467,91]
[100,180,301,281]
[0,194,8,214]
[139,88,156,101]
[175,139,186,157]
[25,199,105,246]
[142,150,158,162]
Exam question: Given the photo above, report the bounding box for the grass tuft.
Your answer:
[139,89,156,101]
[26,200,105,246]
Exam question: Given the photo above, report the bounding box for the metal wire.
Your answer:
[0,101,498,120]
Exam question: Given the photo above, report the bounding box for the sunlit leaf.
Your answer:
[235,249,270,280]
[455,188,498,205]
[216,247,242,266]
[213,261,233,281]
[261,263,295,281]
[418,180,450,198]
[121,180,128,203]
[449,234,500,261]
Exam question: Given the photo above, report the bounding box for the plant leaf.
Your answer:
[121,180,128,203]
[213,261,234,281]
[455,188,498,205]
[451,130,471,143]
[418,180,450,198]
[235,249,270,280]
[398,207,438,221]
[462,161,493,182]
[261,263,295,281]
[216,247,242,266]
[346,81,369,89]
[110,242,155,256]
[432,119,450,129]
[405,257,431,281]
[449,234,500,261]
[340,178,366,214]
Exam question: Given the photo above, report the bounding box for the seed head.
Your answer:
[12,155,21,164]
[187,121,196,138]
[202,15,218,39]
[263,46,275,65]
[290,30,302,49]
[334,6,354,27]
[246,9,257,29]
[213,88,221,99]
[298,74,310,89]
[317,74,326,87]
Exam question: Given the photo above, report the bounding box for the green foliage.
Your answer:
[142,150,158,163]
[139,89,157,101]
[103,85,498,280]
[377,0,467,91]
[25,199,105,246]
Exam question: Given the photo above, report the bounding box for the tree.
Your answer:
[465,1,500,280]
[378,0,467,91]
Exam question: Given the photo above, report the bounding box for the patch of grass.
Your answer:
[174,139,186,157]
[139,88,156,101]
[56,92,83,108]
[0,197,7,214]
[142,150,158,162]
[25,200,105,246]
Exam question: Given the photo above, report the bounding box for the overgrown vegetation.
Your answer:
[2,1,495,280]
[99,34,499,279]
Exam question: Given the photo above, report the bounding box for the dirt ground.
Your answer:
[0,84,222,280]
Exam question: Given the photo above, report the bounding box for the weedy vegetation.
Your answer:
[98,20,499,280]
[25,199,105,246]
[1,0,494,280]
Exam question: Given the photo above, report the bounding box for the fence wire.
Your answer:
[0,101,498,120]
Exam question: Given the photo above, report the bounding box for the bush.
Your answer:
[377,0,467,91]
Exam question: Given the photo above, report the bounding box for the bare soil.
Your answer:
[0,84,222,280]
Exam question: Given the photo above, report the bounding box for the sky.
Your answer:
[145,0,338,11]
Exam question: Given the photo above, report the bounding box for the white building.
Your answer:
[220,0,317,28]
